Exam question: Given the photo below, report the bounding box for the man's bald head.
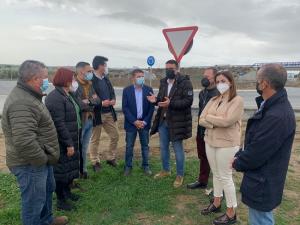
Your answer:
[257,64,287,91]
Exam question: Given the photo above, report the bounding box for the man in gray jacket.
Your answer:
[1,60,68,225]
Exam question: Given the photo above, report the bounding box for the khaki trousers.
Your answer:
[89,113,119,165]
[206,143,239,208]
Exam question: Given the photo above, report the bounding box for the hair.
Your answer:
[259,64,287,91]
[53,67,74,87]
[92,56,108,70]
[19,60,46,82]
[131,68,144,76]
[215,70,237,102]
[165,59,179,68]
[204,67,217,76]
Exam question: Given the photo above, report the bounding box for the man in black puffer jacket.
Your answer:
[149,59,193,188]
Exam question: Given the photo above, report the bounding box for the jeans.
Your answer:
[10,165,55,225]
[125,129,150,169]
[249,208,274,225]
[158,121,185,176]
[81,118,93,172]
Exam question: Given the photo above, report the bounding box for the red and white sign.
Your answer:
[162,26,198,63]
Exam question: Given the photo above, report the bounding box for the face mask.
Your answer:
[85,72,93,81]
[136,77,145,86]
[166,69,176,79]
[70,81,79,92]
[201,78,210,88]
[217,83,230,94]
[40,78,49,93]
[256,82,263,95]
[104,67,109,75]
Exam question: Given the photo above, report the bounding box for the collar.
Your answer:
[167,79,175,85]
[255,88,287,111]
[134,85,143,90]
[17,79,44,101]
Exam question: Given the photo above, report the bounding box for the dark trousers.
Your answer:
[197,134,210,184]
[55,181,71,201]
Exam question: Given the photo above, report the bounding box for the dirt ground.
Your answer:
[1,115,299,173]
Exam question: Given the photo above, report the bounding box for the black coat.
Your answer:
[45,87,81,184]
[233,89,296,211]
[92,74,117,126]
[150,74,193,141]
[197,87,219,137]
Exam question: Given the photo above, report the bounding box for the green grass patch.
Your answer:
[0,158,299,225]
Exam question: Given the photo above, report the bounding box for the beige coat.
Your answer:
[199,93,244,148]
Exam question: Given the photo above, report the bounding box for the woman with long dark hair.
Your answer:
[199,70,244,225]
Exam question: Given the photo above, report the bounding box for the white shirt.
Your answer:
[167,79,174,96]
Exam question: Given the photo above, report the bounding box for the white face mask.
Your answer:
[70,81,79,92]
[217,83,230,94]
[104,66,109,75]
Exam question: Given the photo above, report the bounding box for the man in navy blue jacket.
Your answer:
[232,64,296,225]
[122,68,155,176]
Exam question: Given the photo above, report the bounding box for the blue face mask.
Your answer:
[136,77,145,86]
[85,72,93,81]
[40,78,49,92]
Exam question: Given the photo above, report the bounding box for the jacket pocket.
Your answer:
[241,172,265,203]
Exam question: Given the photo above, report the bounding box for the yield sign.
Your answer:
[162,26,198,63]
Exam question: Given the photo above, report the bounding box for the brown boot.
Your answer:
[154,170,171,179]
[173,176,184,188]
[51,216,69,225]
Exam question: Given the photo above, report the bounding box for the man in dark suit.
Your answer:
[232,64,296,225]
[122,68,155,176]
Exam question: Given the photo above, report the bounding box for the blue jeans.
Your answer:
[249,207,274,225]
[10,165,55,225]
[125,129,150,169]
[158,121,185,176]
[81,118,93,172]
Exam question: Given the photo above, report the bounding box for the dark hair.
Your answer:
[19,60,46,82]
[76,62,90,69]
[92,56,108,70]
[131,68,144,76]
[205,67,217,76]
[165,59,179,68]
[259,64,287,91]
[53,67,74,87]
[215,70,237,102]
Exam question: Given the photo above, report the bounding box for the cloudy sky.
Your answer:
[0,0,299,68]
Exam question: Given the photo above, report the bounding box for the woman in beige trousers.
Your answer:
[199,70,244,225]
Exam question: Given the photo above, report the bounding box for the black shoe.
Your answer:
[201,203,221,215]
[213,213,237,225]
[144,168,152,176]
[57,199,73,211]
[124,167,132,176]
[187,181,207,189]
[106,159,118,167]
[80,172,88,179]
[67,192,80,202]
[93,162,102,172]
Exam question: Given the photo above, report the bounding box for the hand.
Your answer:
[82,99,89,104]
[110,99,116,106]
[67,147,75,157]
[147,93,157,103]
[92,94,98,99]
[158,97,170,108]
[230,157,237,169]
[102,100,110,107]
[134,120,144,129]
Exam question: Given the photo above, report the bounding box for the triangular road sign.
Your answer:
[162,26,198,63]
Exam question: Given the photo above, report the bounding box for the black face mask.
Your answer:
[201,78,210,88]
[166,69,176,79]
[256,82,263,95]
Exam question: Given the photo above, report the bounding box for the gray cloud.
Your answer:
[99,12,167,27]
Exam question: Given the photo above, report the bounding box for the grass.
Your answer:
[0,156,300,225]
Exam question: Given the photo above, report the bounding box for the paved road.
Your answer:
[1,80,299,113]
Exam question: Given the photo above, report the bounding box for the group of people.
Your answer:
[1,56,296,225]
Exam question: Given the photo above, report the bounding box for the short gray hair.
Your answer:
[19,60,46,82]
[258,64,287,91]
